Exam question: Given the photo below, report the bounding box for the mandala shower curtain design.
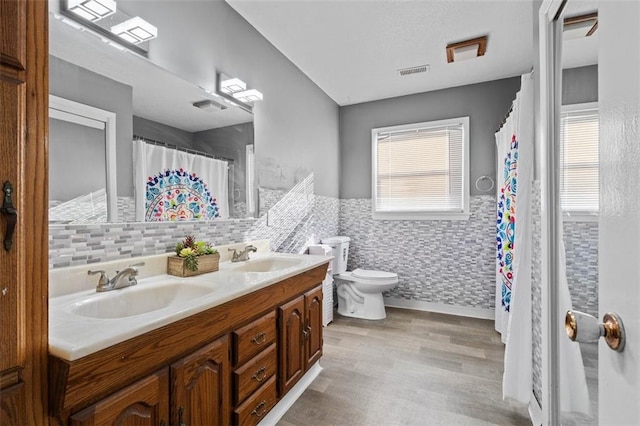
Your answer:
[496,135,518,313]
[133,140,229,221]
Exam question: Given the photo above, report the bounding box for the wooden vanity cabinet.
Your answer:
[69,369,170,426]
[278,285,323,396]
[170,336,230,426]
[50,264,328,425]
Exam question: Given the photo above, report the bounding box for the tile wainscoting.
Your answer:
[339,196,497,313]
[49,194,340,268]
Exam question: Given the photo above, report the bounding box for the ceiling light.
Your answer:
[446,35,488,63]
[193,100,227,112]
[68,0,117,22]
[232,89,263,103]
[564,12,598,40]
[220,78,247,94]
[111,17,157,45]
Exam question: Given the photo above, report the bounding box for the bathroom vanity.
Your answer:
[47,249,330,425]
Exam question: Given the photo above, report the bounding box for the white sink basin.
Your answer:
[68,282,215,319]
[230,257,303,273]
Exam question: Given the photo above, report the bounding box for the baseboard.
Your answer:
[528,392,543,426]
[384,297,495,320]
[258,361,323,426]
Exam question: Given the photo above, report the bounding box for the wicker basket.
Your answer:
[167,253,220,277]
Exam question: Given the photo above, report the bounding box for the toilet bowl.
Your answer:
[321,236,398,321]
[335,269,398,320]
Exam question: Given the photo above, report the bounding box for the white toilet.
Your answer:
[322,236,398,320]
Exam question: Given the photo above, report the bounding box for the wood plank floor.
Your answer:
[278,308,531,426]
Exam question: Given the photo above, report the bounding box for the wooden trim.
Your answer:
[446,35,487,63]
[564,12,598,37]
[49,265,327,417]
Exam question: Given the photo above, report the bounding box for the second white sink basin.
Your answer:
[230,257,303,273]
[69,282,215,319]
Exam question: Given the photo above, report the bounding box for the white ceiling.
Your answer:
[226,0,598,106]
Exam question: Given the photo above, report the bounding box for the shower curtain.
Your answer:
[133,140,229,221]
[495,73,534,404]
[495,74,589,414]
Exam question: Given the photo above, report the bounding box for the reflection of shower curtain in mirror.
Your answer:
[133,140,229,221]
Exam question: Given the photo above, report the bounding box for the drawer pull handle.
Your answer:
[1,181,17,252]
[178,406,186,426]
[251,400,267,418]
[252,366,267,382]
[251,332,266,345]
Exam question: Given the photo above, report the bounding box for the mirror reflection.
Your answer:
[48,11,255,223]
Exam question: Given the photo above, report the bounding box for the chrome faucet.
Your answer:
[229,245,258,262]
[88,262,145,292]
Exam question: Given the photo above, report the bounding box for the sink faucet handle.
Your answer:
[87,269,109,286]
[129,261,145,269]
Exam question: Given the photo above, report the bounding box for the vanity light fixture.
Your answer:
[68,0,117,22]
[111,16,157,44]
[232,89,263,103]
[563,12,598,40]
[446,35,488,63]
[220,78,247,94]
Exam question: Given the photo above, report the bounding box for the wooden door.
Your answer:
[304,286,323,369]
[0,0,49,424]
[278,296,305,395]
[170,336,230,426]
[69,369,170,426]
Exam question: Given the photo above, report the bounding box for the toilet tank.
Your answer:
[321,236,350,274]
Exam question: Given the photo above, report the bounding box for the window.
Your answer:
[371,117,469,220]
[560,103,599,217]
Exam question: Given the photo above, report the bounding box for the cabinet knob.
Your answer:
[251,400,267,418]
[252,366,267,382]
[251,332,266,345]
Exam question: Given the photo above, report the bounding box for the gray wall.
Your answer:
[339,77,521,198]
[49,118,106,201]
[49,56,134,197]
[119,0,340,198]
[133,116,195,149]
[563,65,598,105]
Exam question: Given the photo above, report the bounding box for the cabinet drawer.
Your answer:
[233,343,277,405]
[233,311,276,366]
[232,376,277,426]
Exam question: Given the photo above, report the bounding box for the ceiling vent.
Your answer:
[398,64,429,76]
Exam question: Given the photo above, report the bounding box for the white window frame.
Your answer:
[371,117,470,221]
[560,102,599,222]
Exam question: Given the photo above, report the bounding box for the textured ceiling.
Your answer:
[227,0,598,106]
[226,0,536,106]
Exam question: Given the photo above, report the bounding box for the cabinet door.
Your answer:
[170,336,230,426]
[69,369,169,426]
[278,296,305,396]
[0,0,48,423]
[304,286,323,368]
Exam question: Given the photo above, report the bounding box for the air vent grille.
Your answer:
[398,64,430,76]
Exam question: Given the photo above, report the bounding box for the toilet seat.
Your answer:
[337,268,398,286]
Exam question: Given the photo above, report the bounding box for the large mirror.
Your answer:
[48,10,256,223]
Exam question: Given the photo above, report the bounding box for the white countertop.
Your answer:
[49,252,331,361]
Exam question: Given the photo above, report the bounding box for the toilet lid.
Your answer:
[352,268,397,280]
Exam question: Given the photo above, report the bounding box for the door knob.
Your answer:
[565,310,625,352]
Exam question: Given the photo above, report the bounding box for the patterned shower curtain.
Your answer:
[133,140,229,221]
[495,73,534,404]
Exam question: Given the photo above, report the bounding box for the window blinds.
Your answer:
[559,108,599,213]
[374,123,465,213]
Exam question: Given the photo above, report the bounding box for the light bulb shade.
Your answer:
[233,89,263,103]
[220,78,247,94]
[68,0,117,22]
[111,16,158,44]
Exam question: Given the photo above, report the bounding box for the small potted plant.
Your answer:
[167,235,220,277]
